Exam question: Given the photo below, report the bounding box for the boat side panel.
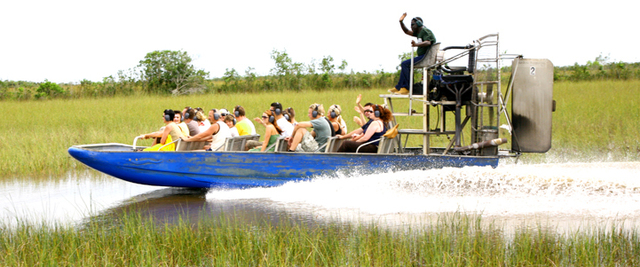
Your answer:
[68,146,498,188]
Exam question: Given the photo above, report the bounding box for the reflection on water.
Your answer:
[87,187,325,228]
[2,162,640,232]
[0,176,158,227]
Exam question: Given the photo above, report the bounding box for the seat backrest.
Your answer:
[224,134,261,151]
[324,136,345,153]
[176,140,208,151]
[274,137,289,152]
[223,137,237,151]
[377,136,397,154]
[175,139,186,151]
[414,42,441,69]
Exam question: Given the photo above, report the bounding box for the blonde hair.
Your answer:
[329,104,347,133]
[195,110,206,121]
[309,103,325,117]
[328,104,341,117]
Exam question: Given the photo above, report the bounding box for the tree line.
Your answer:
[1,51,638,100]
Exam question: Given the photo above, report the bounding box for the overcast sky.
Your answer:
[1,0,637,83]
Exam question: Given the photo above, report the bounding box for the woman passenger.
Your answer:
[173,110,190,137]
[249,110,283,152]
[336,104,391,153]
[139,109,185,151]
[195,108,211,132]
[327,104,347,135]
[283,107,298,126]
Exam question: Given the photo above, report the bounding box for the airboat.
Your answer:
[68,34,554,188]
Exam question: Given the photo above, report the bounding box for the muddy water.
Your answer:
[2,162,640,232]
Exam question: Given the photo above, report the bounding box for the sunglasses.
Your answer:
[262,116,268,119]
[363,110,373,114]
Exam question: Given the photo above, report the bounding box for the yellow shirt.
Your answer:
[235,118,256,136]
[177,122,190,137]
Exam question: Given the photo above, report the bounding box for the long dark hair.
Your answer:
[266,110,283,134]
[373,104,392,123]
[284,107,295,122]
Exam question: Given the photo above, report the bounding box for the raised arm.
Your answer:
[354,94,366,126]
[399,12,413,36]
[254,117,267,127]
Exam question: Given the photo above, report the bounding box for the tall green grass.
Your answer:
[1,80,639,178]
[0,87,435,178]
[1,212,638,266]
[524,80,640,163]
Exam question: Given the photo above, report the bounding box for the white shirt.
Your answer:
[229,126,239,137]
[199,119,211,133]
[277,117,294,138]
[210,121,231,151]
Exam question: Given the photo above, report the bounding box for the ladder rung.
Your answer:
[474,103,500,107]
[429,101,456,105]
[379,94,427,99]
[476,58,498,62]
[398,129,456,135]
[392,112,424,117]
[474,81,499,85]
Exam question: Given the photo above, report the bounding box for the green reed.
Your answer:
[1,212,638,266]
[1,80,639,178]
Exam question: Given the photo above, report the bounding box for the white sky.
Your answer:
[1,0,637,83]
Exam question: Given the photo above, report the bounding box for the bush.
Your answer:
[35,80,66,99]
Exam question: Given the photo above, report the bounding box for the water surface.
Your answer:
[2,162,639,232]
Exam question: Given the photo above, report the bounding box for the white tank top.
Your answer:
[210,121,231,151]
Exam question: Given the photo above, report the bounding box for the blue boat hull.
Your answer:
[68,144,499,188]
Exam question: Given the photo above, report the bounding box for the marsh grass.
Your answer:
[1,211,639,266]
[1,80,639,178]
[519,79,640,164]
[0,88,449,178]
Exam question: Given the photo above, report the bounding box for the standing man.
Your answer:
[286,103,331,152]
[233,105,257,136]
[389,12,436,95]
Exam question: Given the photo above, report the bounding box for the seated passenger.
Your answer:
[327,104,347,136]
[269,102,294,138]
[337,104,392,153]
[249,110,283,152]
[233,105,257,136]
[286,103,331,152]
[182,109,231,151]
[174,110,190,137]
[182,107,200,137]
[139,109,185,151]
[283,107,298,126]
[248,102,294,150]
[195,108,211,133]
[224,114,239,137]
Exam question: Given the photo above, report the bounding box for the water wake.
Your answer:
[207,162,640,220]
